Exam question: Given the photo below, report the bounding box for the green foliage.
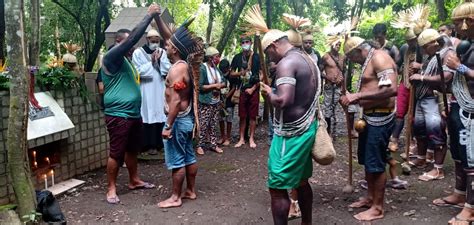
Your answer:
[21,210,41,224]
[36,66,78,91]
[0,71,10,91]
[358,6,406,47]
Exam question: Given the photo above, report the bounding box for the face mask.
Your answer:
[149,43,159,51]
[212,56,220,66]
[242,44,251,51]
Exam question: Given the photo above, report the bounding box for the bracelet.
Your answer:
[457,64,469,75]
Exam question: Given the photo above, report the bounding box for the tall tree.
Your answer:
[436,0,447,21]
[28,0,40,66]
[5,0,37,217]
[51,0,111,72]
[205,0,215,43]
[265,0,272,29]
[0,0,5,63]
[216,0,247,52]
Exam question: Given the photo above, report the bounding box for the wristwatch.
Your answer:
[164,123,172,130]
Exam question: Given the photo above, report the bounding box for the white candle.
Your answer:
[44,174,48,189]
[51,170,55,186]
[45,157,50,165]
[33,161,37,169]
[32,151,36,158]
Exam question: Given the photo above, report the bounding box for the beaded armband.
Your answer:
[275,77,296,86]
[457,64,469,75]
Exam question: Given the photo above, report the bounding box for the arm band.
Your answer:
[376,69,394,87]
[275,77,296,86]
[456,64,469,75]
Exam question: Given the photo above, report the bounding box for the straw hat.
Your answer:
[61,43,81,63]
[262,29,288,51]
[146,29,160,38]
[205,46,219,57]
[343,36,365,55]
[417,28,441,47]
[452,0,474,30]
[404,28,417,41]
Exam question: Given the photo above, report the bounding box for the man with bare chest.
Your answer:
[154,13,202,208]
[439,2,474,223]
[321,39,345,134]
[341,37,398,221]
[260,30,319,225]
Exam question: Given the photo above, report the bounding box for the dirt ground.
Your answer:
[59,106,461,225]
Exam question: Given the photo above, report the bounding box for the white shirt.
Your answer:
[132,47,171,124]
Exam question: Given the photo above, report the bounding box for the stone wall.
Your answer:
[0,76,109,204]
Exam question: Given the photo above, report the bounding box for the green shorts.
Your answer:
[267,121,318,189]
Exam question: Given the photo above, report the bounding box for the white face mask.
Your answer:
[242,44,251,51]
[149,43,160,51]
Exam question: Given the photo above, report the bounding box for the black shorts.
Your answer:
[357,115,394,173]
[105,116,143,164]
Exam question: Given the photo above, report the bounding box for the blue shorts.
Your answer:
[357,115,394,173]
[163,114,196,170]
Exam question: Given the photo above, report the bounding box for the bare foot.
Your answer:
[449,208,474,224]
[249,140,256,149]
[196,147,204,155]
[222,140,230,146]
[234,140,245,148]
[353,207,384,221]
[349,197,372,208]
[181,190,197,200]
[158,197,182,208]
[212,146,223,154]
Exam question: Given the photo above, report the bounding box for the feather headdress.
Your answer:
[282,13,311,47]
[391,4,431,35]
[62,43,80,63]
[243,5,287,51]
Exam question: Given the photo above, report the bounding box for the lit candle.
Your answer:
[32,151,36,158]
[50,170,55,186]
[44,174,48,189]
[45,157,50,165]
[33,161,37,169]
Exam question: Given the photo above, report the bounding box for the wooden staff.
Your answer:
[254,32,269,85]
[342,58,354,193]
[435,52,449,122]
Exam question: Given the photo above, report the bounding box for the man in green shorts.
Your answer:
[261,29,320,225]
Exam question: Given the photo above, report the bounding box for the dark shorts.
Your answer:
[105,116,143,164]
[238,88,259,119]
[448,103,473,168]
[143,122,165,150]
[357,114,394,173]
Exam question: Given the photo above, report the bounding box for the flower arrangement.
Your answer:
[36,56,79,91]
[0,60,10,91]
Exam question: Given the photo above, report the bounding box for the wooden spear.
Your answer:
[254,31,269,85]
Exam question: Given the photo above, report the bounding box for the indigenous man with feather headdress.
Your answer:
[341,36,398,221]
[154,9,203,208]
[320,35,347,135]
[438,1,474,223]
[244,5,320,225]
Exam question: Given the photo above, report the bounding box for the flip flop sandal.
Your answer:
[106,195,120,204]
[418,173,445,182]
[448,215,474,225]
[129,182,155,190]
[432,198,464,209]
[408,160,427,169]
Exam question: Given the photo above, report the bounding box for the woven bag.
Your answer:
[312,109,336,165]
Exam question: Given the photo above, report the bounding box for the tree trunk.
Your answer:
[28,0,40,66]
[85,0,110,72]
[0,0,5,63]
[5,0,37,218]
[436,0,447,21]
[205,0,215,44]
[216,0,247,53]
[265,0,272,29]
